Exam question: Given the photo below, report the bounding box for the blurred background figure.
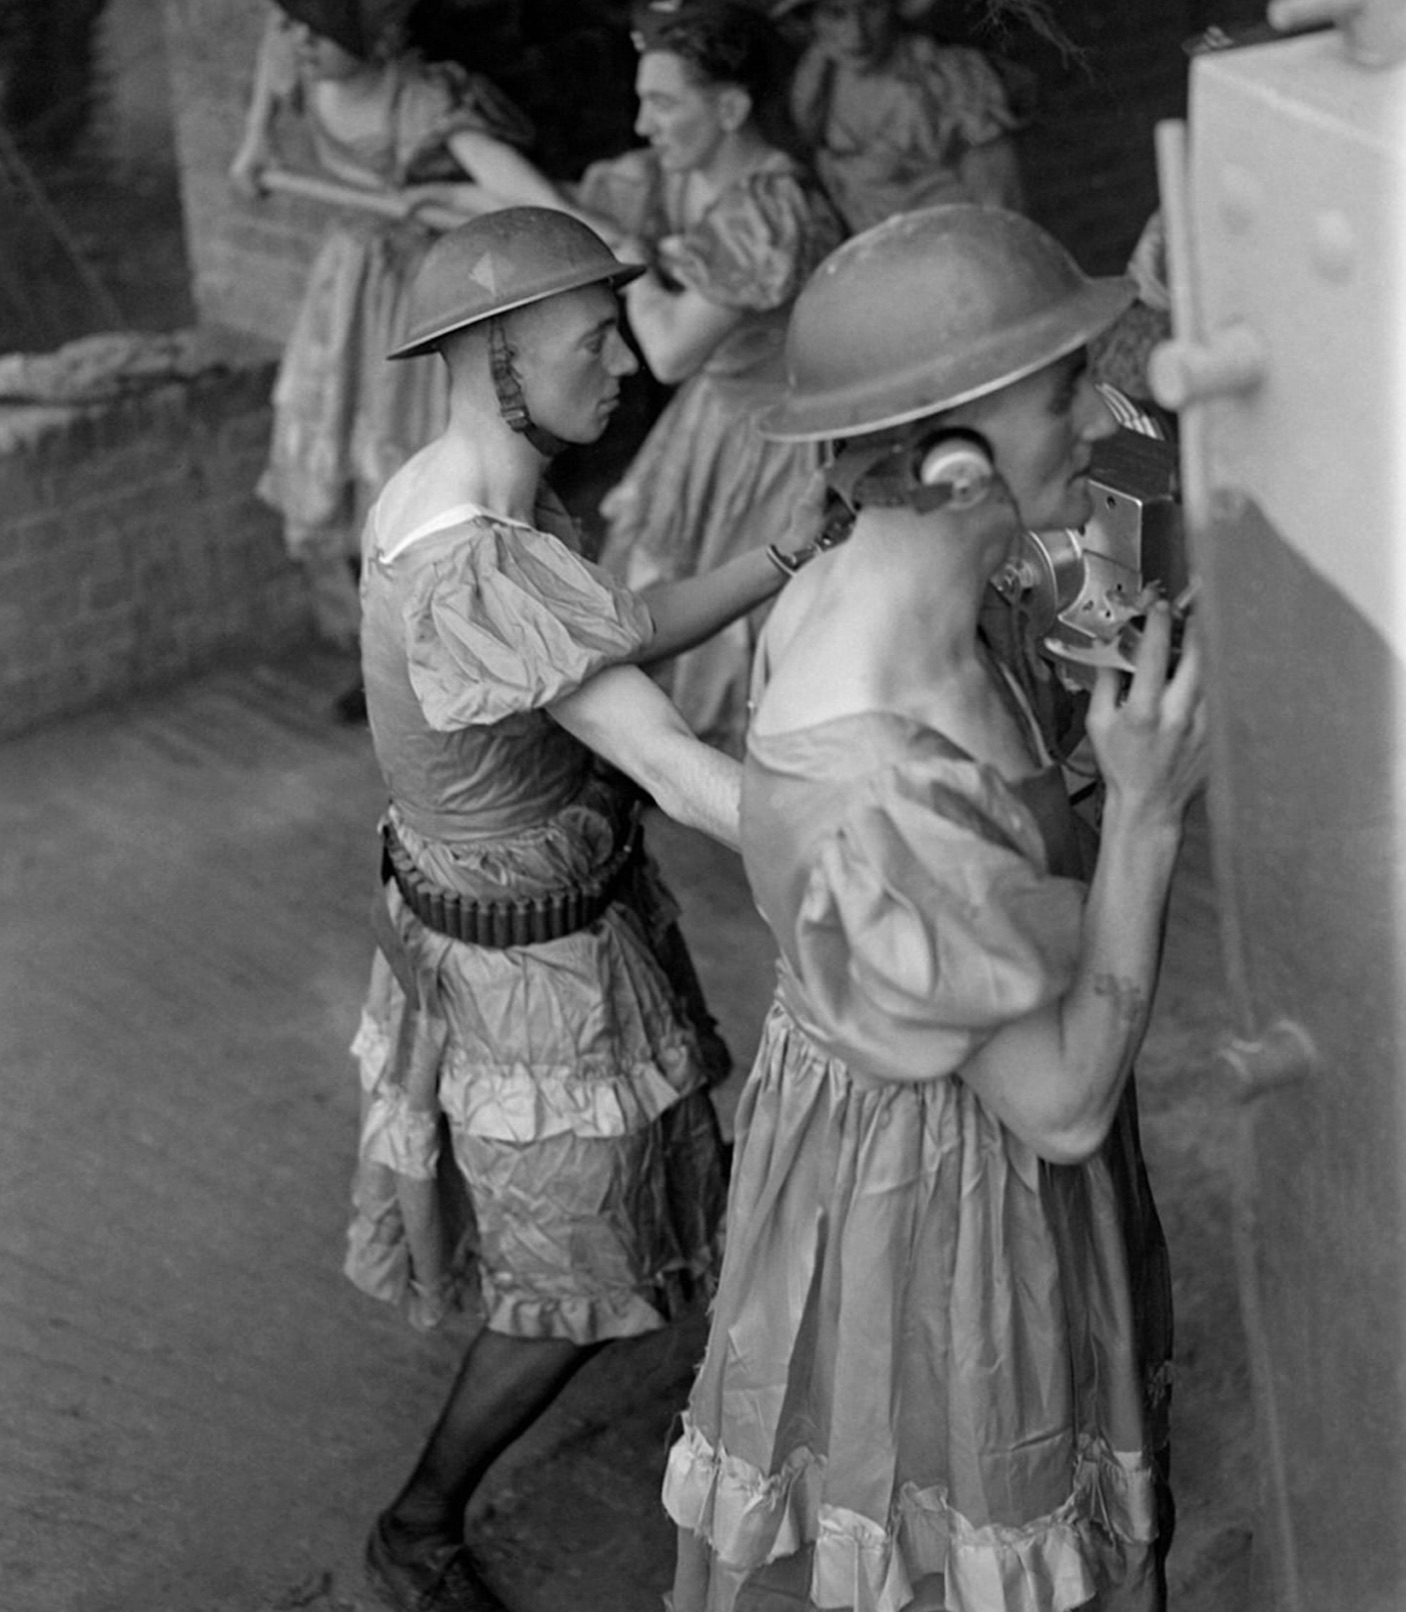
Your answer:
[575,0,843,756]
[477,0,843,753]
[771,0,1038,232]
[229,0,565,706]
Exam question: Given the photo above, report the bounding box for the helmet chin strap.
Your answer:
[488,318,571,459]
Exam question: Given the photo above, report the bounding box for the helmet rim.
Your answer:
[387,209,644,361]
[758,204,1136,442]
[759,276,1133,441]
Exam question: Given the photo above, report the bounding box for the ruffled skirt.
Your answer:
[663,1000,1165,1612]
[345,797,728,1339]
[600,365,822,758]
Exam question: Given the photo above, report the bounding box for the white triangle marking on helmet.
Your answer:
[469,252,499,294]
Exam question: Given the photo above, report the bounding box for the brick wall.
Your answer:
[161,0,643,344]
[0,357,310,739]
[163,0,323,343]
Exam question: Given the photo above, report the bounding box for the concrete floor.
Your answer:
[0,645,1255,1612]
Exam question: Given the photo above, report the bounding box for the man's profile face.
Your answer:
[947,352,1117,534]
[634,50,735,173]
[509,284,640,447]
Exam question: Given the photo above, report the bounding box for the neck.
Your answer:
[406,391,545,526]
[838,507,993,675]
[694,124,770,198]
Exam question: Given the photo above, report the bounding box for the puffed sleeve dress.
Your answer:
[590,147,843,757]
[663,710,1169,1612]
[790,34,1026,235]
[256,26,536,577]
[344,492,728,1339]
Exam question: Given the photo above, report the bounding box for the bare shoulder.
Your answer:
[375,441,482,531]
[751,557,876,735]
[758,554,826,666]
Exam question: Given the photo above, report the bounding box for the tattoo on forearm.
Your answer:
[1092,973,1149,1038]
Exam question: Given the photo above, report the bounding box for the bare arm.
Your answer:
[444,128,572,210]
[624,272,744,385]
[229,14,294,194]
[549,664,740,848]
[631,470,829,663]
[961,606,1208,1163]
[436,130,635,240]
[634,546,783,664]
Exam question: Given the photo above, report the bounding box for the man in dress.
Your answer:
[664,205,1197,1612]
[346,206,835,1612]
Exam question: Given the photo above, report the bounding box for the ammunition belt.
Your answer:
[380,814,641,949]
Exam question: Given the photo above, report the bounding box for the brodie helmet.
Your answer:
[387,207,643,456]
[387,207,642,361]
[758,204,1135,443]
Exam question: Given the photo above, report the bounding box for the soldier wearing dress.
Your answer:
[582,0,845,756]
[344,207,840,1612]
[664,206,1202,1612]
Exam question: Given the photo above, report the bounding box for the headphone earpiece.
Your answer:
[911,430,994,511]
[826,427,995,515]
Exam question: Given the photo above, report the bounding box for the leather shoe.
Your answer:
[364,1514,511,1612]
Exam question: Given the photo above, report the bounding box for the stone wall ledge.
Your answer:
[0,327,309,741]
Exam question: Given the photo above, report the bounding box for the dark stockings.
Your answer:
[383,1328,603,1546]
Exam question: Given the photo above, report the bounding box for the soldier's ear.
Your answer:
[716,84,752,133]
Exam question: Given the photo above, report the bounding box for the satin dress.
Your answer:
[344,489,728,1339]
[256,19,535,586]
[583,144,843,756]
[664,690,1171,1612]
[789,34,1026,234]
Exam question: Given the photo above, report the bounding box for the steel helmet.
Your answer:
[387,207,644,361]
[759,204,1135,441]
